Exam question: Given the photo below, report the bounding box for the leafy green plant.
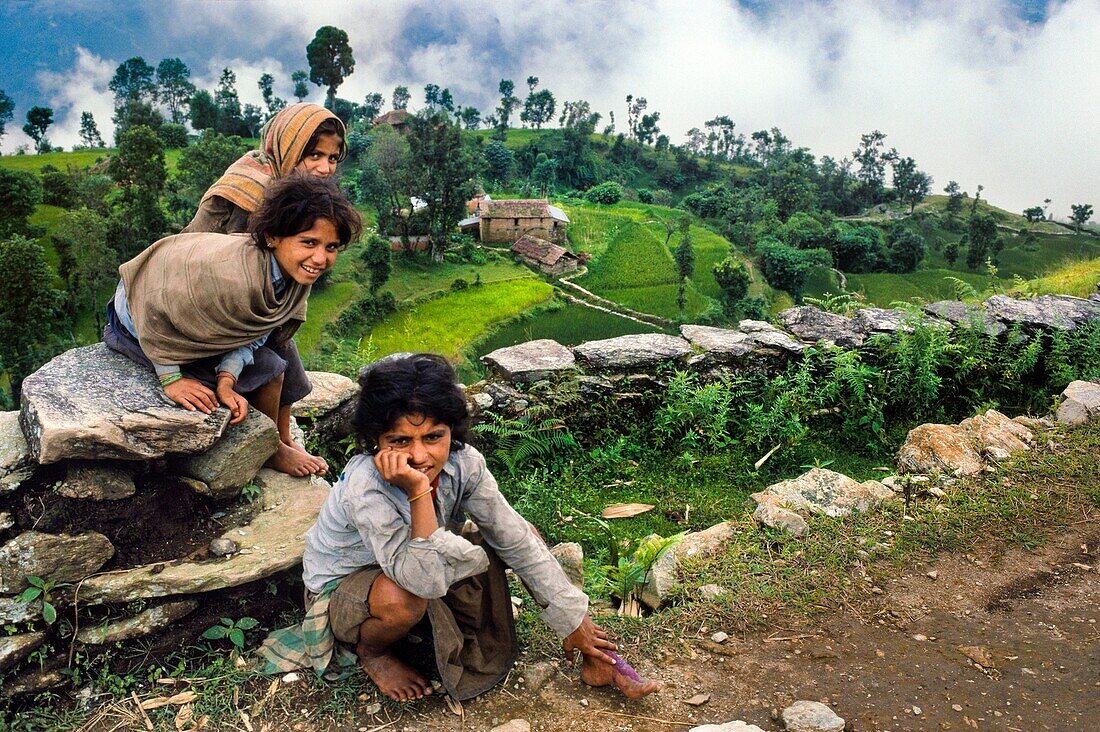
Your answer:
[602,532,684,616]
[18,576,68,624]
[652,370,741,450]
[202,616,259,650]
[803,290,865,315]
[472,405,578,475]
[241,482,263,504]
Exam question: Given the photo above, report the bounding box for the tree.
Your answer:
[944,181,964,217]
[1070,204,1093,233]
[457,106,481,130]
[51,208,117,332]
[1022,206,1045,223]
[495,79,520,131]
[0,89,14,152]
[356,125,411,243]
[521,89,556,129]
[943,239,959,266]
[891,156,932,213]
[625,95,661,144]
[886,225,926,273]
[112,100,163,144]
[77,111,105,148]
[291,70,310,102]
[0,235,65,404]
[214,68,244,135]
[167,130,251,226]
[189,90,218,131]
[108,125,168,257]
[713,257,751,317]
[484,140,515,184]
[391,86,410,111]
[307,26,355,109]
[674,217,695,316]
[22,107,53,154]
[559,100,601,134]
[852,129,888,206]
[109,57,157,106]
[361,233,393,293]
[362,92,384,122]
[156,57,194,123]
[964,213,999,270]
[0,169,43,238]
[258,73,286,116]
[758,239,831,301]
[405,111,478,258]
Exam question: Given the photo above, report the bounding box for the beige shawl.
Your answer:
[119,232,309,365]
[201,103,347,213]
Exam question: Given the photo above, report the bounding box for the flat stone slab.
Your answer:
[751,468,894,520]
[0,597,40,624]
[58,461,136,501]
[173,408,279,500]
[778,307,864,348]
[984,294,1100,331]
[738,320,806,354]
[1055,380,1100,425]
[77,599,198,645]
[680,325,755,360]
[20,344,229,464]
[0,632,46,674]
[77,469,330,604]
[896,423,984,476]
[0,411,33,494]
[0,531,115,593]
[923,300,1005,337]
[482,339,576,382]
[852,307,911,334]
[292,371,360,418]
[572,334,693,371]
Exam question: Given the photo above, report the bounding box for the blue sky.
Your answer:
[0,0,1096,216]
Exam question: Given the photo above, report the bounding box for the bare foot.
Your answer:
[265,442,322,477]
[581,651,662,699]
[282,439,328,474]
[358,652,432,702]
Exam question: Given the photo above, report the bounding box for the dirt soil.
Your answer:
[343,522,1099,732]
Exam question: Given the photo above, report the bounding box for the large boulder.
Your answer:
[291,371,360,441]
[896,423,984,476]
[852,307,911,335]
[76,469,329,604]
[0,411,33,494]
[572,334,693,371]
[751,469,895,522]
[984,294,1100,331]
[958,409,1033,458]
[482,339,576,382]
[0,531,115,593]
[172,409,280,501]
[19,344,229,464]
[1055,380,1100,425]
[923,300,1005,337]
[638,522,736,610]
[739,320,806,355]
[777,307,864,348]
[679,325,755,361]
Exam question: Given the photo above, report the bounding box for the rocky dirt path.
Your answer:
[359,522,1099,732]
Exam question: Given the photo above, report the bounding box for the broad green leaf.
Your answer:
[235,617,259,630]
[229,628,245,648]
[42,602,57,624]
[202,625,229,640]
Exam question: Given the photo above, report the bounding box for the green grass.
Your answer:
[1029,256,1100,298]
[380,255,533,302]
[0,147,187,175]
[361,278,554,361]
[474,300,664,353]
[846,269,1013,306]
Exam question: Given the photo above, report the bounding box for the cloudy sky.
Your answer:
[0,0,1096,217]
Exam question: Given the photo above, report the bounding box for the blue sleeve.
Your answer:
[216,332,270,379]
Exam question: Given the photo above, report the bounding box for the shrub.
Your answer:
[636,188,654,204]
[158,122,189,149]
[39,165,75,208]
[585,181,623,205]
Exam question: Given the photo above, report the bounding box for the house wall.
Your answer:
[481,216,566,244]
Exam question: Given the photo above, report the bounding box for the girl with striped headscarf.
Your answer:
[182,103,348,234]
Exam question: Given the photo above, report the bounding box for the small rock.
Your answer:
[928,486,947,498]
[952,704,964,712]
[510,596,523,607]
[912,634,929,641]
[0,530,115,593]
[523,661,554,692]
[780,700,845,732]
[912,705,922,715]
[0,512,13,531]
[711,631,729,643]
[684,693,711,706]
[281,672,301,684]
[579,698,588,707]
[490,720,531,732]
[209,538,239,557]
[698,583,727,600]
[926,571,939,580]
[362,702,381,715]
[689,722,767,732]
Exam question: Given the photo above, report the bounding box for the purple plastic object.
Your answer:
[607,650,642,682]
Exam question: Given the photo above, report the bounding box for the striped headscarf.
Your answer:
[201,103,347,213]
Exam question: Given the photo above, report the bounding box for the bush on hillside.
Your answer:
[39,165,76,208]
[158,122,189,149]
[585,181,623,205]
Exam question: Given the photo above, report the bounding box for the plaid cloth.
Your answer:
[255,580,358,679]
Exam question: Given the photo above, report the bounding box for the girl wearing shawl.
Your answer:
[182,102,347,235]
[104,176,362,477]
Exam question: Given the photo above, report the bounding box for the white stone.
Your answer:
[781,700,845,732]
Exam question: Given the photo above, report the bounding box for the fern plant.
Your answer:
[472,405,577,475]
[602,533,684,617]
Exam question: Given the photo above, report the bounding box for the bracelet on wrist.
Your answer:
[158,372,183,388]
[408,486,434,503]
[217,371,237,387]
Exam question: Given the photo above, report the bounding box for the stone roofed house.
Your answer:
[463,198,570,244]
[511,234,580,276]
[373,109,412,133]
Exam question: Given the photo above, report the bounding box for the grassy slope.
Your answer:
[1029,256,1100,298]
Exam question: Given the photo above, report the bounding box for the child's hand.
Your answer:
[164,377,218,414]
[216,384,249,425]
[374,448,431,497]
